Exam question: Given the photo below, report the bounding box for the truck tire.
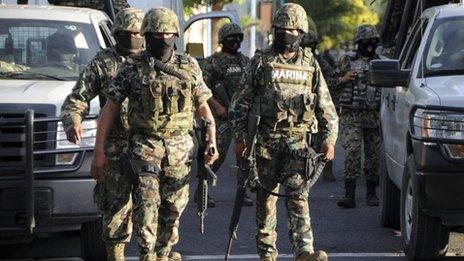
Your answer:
[400,155,449,260]
[81,218,107,261]
[380,149,401,229]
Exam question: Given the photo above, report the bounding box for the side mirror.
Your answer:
[369,59,410,88]
[186,43,205,59]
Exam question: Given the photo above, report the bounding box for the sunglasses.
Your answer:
[359,38,380,45]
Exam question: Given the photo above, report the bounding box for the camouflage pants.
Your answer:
[131,135,193,255]
[94,140,132,245]
[211,116,234,172]
[255,138,314,258]
[340,110,380,182]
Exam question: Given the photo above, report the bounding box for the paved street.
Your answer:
[0,144,463,260]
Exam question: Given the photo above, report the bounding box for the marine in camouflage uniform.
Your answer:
[199,23,252,206]
[60,8,144,260]
[336,25,381,208]
[91,7,218,261]
[230,4,338,261]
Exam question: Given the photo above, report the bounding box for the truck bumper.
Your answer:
[0,178,100,242]
[413,140,464,226]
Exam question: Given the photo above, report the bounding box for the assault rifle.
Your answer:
[225,114,260,260]
[194,118,218,234]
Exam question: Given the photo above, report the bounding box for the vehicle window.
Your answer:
[400,18,428,70]
[423,17,464,76]
[0,19,100,80]
[99,23,113,48]
[184,17,232,59]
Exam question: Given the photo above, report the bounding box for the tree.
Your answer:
[289,0,382,50]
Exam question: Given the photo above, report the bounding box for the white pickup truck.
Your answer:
[370,3,464,260]
[0,2,238,260]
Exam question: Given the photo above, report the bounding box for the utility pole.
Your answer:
[250,0,257,55]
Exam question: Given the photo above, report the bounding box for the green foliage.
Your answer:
[289,0,383,50]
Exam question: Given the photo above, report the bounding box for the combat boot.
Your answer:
[106,243,125,261]
[157,251,182,261]
[337,179,356,208]
[295,250,328,261]
[139,253,156,261]
[366,180,379,206]
[322,161,336,182]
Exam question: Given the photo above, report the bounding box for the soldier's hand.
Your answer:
[340,70,357,84]
[321,144,335,161]
[91,150,108,181]
[234,139,246,157]
[216,104,228,119]
[65,123,83,144]
[204,142,219,165]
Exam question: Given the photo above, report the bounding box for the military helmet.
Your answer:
[218,23,243,43]
[112,8,145,34]
[272,3,309,33]
[141,7,180,35]
[354,24,380,42]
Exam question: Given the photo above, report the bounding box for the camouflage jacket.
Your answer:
[106,51,212,160]
[48,0,130,15]
[229,47,338,147]
[60,47,127,139]
[200,51,249,107]
[337,51,381,110]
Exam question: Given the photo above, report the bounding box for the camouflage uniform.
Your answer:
[106,7,212,259]
[336,25,381,208]
[200,23,249,173]
[48,0,130,15]
[60,7,144,257]
[230,4,338,260]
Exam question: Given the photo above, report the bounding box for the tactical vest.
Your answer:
[211,54,246,106]
[129,54,194,138]
[253,49,317,134]
[338,54,381,110]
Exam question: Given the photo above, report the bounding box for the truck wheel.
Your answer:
[400,155,449,260]
[81,218,107,261]
[380,150,401,229]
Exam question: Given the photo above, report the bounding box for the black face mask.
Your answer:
[357,43,377,57]
[114,34,144,55]
[273,31,301,53]
[222,34,243,54]
[115,35,144,55]
[146,34,177,62]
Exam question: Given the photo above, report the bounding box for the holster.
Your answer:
[119,152,160,184]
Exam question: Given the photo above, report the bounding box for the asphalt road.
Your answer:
[1,144,463,260]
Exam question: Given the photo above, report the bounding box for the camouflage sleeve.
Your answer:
[229,54,261,139]
[106,62,133,104]
[333,54,351,90]
[60,59,102,130]
[190,57,212,107]
[199,56,215,88]
[314,60,339,146]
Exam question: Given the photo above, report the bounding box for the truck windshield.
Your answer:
[424,17,464,76]
[0,19,100,80]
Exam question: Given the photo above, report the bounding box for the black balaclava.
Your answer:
[357,39,379,58]
[222,34,243,54]
[273,29,302,53]
[145,33,177,62]
[114,32,144,55]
